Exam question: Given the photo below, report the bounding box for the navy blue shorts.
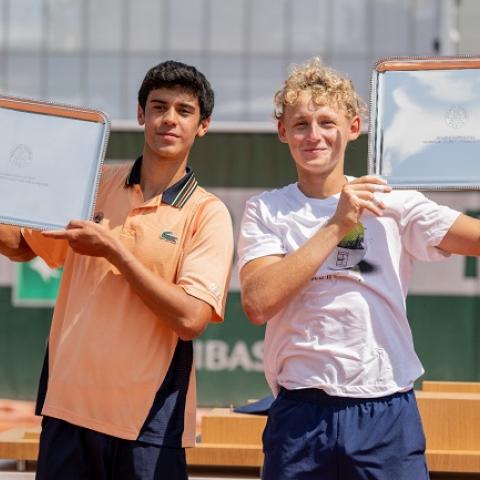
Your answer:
[36,417,187,480]
[262,388,429,480]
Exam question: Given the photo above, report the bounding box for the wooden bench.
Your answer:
[422,381,480,394]
[417,391,480,476]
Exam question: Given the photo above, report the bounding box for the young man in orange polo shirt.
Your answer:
[0,60,233,479]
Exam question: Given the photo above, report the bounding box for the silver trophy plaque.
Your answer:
[0,96,110,230]
[368,57,480,190]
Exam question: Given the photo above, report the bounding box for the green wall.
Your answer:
[0,288,50,400]
[107,129,368,185]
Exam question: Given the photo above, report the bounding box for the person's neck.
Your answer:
[140,150,189,202]
[297,170,347,199]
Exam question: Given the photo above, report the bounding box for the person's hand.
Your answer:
[330,176,392,235]
[42,220,119,260]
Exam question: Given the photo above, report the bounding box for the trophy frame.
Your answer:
[368,56,480,191]
[0,95,110,230]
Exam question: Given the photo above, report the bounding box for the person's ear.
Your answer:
[348,115,361,141]
[137,104,145,126]
[277,119,288,144]
[196,116,211,138]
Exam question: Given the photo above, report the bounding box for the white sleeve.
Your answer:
[237,195,286,271]
[400,191,461,262]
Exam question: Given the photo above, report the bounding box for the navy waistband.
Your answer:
[278,387,413,406]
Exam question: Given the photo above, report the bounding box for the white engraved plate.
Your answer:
[368,57,480,191]
[0,96,110,229]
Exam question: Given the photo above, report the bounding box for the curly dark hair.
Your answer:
[138,60,214,121]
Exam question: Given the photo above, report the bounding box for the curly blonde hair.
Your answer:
[274,58,366,120]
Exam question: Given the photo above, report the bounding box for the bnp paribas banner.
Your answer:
[6,189,480,404]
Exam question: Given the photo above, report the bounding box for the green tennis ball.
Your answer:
[338,223,365,249]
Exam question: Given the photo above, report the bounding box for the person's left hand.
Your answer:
[42,220,118,259]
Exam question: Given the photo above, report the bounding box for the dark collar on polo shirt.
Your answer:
[125,156,198,208]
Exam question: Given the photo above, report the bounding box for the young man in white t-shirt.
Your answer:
[237,58,480,480]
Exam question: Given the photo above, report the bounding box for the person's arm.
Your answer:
[42,201,234,341]
[240,222,346,324]
[108,238,214,341]
[240,176,390,325]
[0,225,36,262]
[437,213,480,256]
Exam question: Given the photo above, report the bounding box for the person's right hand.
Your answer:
[330,175,392,236]
[42,220,120,261]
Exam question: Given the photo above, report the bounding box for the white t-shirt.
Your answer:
[237,182,461,398]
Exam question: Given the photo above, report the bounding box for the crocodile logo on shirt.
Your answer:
[160,231,178,244]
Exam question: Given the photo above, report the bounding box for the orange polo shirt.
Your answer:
[22,158,233,447]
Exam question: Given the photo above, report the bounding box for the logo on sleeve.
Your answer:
[160,231,178,244]
[209,282,221,299]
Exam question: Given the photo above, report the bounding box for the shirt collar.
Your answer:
[125,156,198,208]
